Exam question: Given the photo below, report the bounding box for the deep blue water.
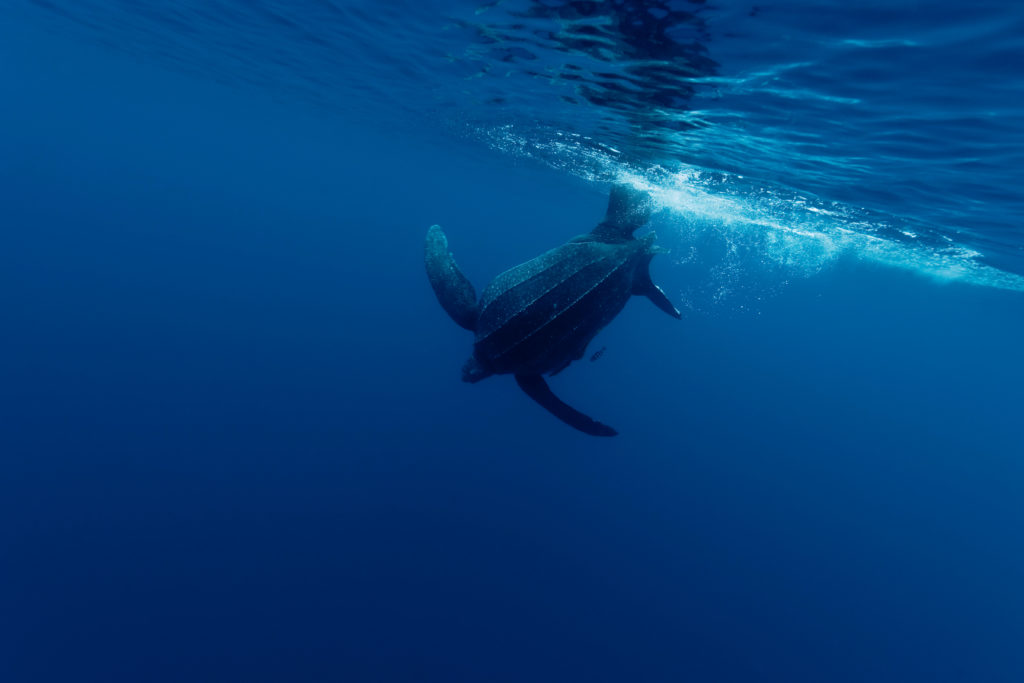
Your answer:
[2,1,1023,681]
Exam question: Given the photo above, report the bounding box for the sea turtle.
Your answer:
[424,185,681,436]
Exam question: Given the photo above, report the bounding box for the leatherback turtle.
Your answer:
[424,185,681,436]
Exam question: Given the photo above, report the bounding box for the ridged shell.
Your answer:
[473,239,643,375]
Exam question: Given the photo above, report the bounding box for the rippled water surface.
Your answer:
[12,0,1024,292]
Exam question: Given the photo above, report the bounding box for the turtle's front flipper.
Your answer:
[425,225,478,332]
[515,374,618,437]
[633,263,682,319]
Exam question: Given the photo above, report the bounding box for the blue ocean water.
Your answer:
[2,1,1023,681]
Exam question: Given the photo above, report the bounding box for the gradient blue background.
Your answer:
[2,5,1023,682]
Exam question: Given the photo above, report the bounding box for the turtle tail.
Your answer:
[425,225,478,332]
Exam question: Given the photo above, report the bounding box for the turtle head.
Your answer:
[606,185,653,230]
[591,185,654,242]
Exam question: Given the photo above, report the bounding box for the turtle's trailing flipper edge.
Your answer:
[515,374,618,437]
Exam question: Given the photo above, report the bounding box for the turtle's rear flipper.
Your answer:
[515,374,618,437]
[425,225,478,332]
